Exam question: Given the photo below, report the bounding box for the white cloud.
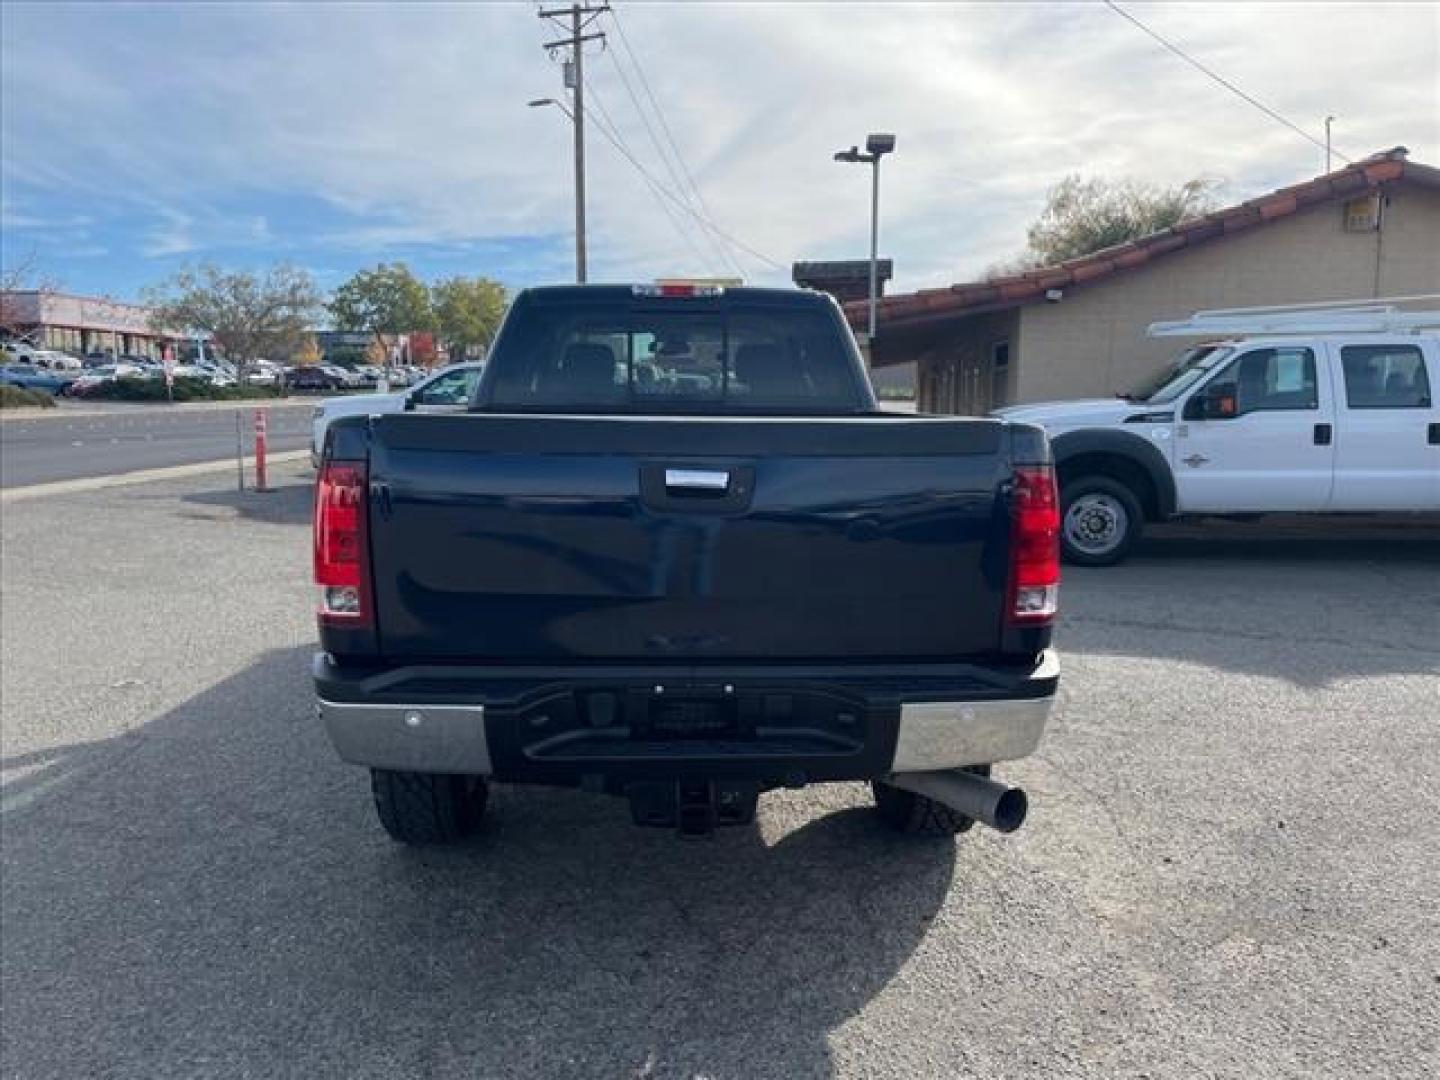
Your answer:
[2,1,1436,291]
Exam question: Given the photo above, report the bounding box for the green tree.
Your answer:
[328,263,435,359]
[144,264,321,381]
[431,275,507,359]
[1012,175,1220,270]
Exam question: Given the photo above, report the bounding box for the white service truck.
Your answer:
[994,299,1440,565]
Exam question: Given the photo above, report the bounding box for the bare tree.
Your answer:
[144,264,322,382]
[0,251,61,344]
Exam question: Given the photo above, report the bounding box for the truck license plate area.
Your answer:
[646,697,738,739]
[509,684,871,764]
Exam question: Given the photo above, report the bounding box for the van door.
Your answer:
[1173,343,1335,512]
[1329,339,1440,510]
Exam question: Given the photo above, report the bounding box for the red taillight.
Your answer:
[313,459,370,625]
[1008,465,1060,624]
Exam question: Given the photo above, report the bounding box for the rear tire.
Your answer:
[370,769,489,845]
[1060,476,1143,566]
[872,765,990,836]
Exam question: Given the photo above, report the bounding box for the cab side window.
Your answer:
[415,369,477,406]
[1190,347,1318,418]
[1340,345,1432,409]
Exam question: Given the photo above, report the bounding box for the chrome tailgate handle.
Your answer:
[664,468,730,493]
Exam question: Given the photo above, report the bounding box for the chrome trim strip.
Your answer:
[317,699,491,775]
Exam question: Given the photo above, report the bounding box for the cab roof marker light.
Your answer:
[632,284,727,298]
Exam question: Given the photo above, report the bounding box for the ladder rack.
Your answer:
[1148,295,1440,337]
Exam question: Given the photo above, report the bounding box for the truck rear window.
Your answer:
[483,299,865,413]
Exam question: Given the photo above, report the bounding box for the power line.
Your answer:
[585,80,719,272]
[607,6,747,277]
[1102,0,1351,166]
[579,79,785,272]
[603,47,736,277]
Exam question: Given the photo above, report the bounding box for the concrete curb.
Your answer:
[0,398,320,422]
[1,450,312,504]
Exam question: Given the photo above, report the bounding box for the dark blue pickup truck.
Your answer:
[312,284,1060,843]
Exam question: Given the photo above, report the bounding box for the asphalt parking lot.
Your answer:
[2,467,1437,1079]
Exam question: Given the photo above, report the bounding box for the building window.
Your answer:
[991,341,1010,408]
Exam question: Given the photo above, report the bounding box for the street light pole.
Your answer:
[528,97,583,281]
[868,155,881,340]
[835,133,895,346]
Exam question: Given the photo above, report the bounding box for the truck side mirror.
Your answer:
[1187,383,1237,421]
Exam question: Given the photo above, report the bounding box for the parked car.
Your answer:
[1,364,70,394]
[308,362,484,465]
[993,301,1440,564]
[64,364,142,395]
[287,365,347,392]
[242,362,282,386]
[321,364,365,389]
[168,363,230,385]
[312,284,1060,846]
[15,349,82,371]
[197,364,237,387]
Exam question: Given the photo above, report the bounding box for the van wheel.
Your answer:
[872,766,990,836]
[370,769,489,845]
[1060,476,1143,566]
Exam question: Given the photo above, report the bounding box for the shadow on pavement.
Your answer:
[1059,517,1440,688]
[180,476,313,526]
[1133,515,1440,564]
[0,646,955,1079]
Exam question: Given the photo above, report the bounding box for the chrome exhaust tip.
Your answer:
[886,769,1029,833]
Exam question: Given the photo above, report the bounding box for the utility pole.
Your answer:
[539,3,609,283]
[1324,115,1335,174]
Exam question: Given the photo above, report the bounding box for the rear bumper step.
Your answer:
[316,651,1057,783]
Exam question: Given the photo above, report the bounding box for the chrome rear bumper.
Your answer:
[317,650,1058,777]
[891,649,1057,771]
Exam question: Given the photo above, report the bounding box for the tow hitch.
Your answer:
[627,780,760,839]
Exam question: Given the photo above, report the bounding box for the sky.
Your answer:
[2,1,1437,303]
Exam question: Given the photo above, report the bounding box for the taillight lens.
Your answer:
[314,459,369,624]
[1008,465,1060,624]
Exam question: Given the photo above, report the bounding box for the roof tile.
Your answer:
[846,148,1423,328]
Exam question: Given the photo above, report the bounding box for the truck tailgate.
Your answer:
[365,414,1011,662]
